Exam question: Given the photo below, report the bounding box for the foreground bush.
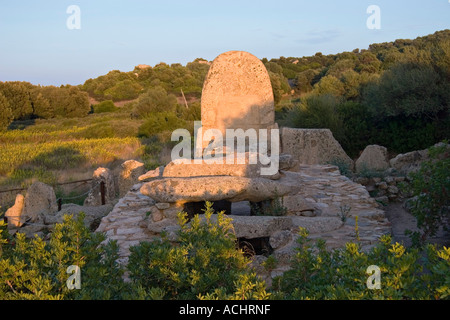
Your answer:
[127,202,270,300]
[0,214,127,300]
[275,228,450,300]
[1,205,448,300]
[404,142,450,246]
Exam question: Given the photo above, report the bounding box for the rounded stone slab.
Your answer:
[140,176,293,203]
[201,51,275,135]
[162,152,278,179]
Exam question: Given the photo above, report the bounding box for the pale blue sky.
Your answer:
[0,0,449,86]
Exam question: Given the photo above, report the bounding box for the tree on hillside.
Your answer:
[294,69,319,95]
[38,85,90,118]
[104,79,143,101]
[325,59,356,78]
[133,86,178,118]
[0,92,13,131]
[363,62,449,120]
[65,86,91,117]
[312,75,345,97]
[0,82,33,120]
[31,89,52,119]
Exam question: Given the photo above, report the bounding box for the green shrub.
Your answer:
[1,207,449,300]
[133,86,178,118]
[404,142,450,246]
[275,228,450,300]
[137,111,186,139]
[250,197,287,217]
[0,214,128,300]
[282,94,346,144]
[0,92,13,131]
[328,157,352,178]
[103,79,142,101]
[127,202,270,300]
[363,62,449,120]
[336,101,371,158]
[93,100,118,113]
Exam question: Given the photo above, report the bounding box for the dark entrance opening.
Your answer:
[249,200,272,216]
[183,200,232,219]
[237,237,273,257]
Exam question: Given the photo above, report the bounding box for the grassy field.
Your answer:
[0,110,152,206]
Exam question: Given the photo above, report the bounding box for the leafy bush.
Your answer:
[363,62,449,120]
[404,142,450,246]
[133,86,178,118]
[103,79,142,101]
[93,100,118,113]
[275,228,450,299]
[250,197,288,216]
[0,92,13,131]
[1,205,449,300]
[0,82,33,120]
[127,202,270,300]
[282,94,346,144]
[137,111,186,139]
[0,214,128,300]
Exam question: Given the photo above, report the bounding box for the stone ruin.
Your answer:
[95,51,392,281]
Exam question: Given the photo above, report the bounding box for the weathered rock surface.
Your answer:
[44,203,114,230]
[92,50,393,282]
[389,149,429,174]
[118,160,145,197]
[84,167,115,206]
[356,145,389,173]
[201,51,275,138]
[5,194,25,228]
[387,143,449,175]
[197,215,293,239]
[162,153,277,179]
[22,181,57,223]
[138,166,164,182]
[290,216,343,234]
[140,176,295,203]
[98,164,391,271]
[280,128,354,170]
[281,195,318,216]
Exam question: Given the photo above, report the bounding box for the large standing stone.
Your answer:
[5,194,25,228]
[280,128,354,170]
[22,182,57,223]
[355,145,389,173]
[200,51,276,148]
[118,160,145,197]
[84,167,116,206]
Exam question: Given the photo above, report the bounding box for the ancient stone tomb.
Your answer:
[96,51,391,277]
